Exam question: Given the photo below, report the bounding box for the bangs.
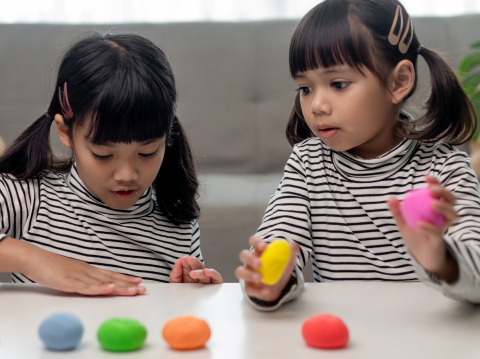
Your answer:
[289,1,376,77]
[84,50,173,144]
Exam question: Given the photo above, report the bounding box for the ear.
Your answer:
[390,60,415,104]
[54,114,72,149]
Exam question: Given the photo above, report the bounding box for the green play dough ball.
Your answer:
[97,318,147,352]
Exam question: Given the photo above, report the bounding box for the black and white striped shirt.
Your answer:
[0,165,202,283]
[246,138,480,310]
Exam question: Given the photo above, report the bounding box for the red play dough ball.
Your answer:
[302,314,349,349]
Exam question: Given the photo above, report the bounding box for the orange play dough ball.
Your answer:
[162,316,211,350]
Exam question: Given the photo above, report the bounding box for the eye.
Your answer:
[91,152,112,160]
[139,150,158,158]
[332,81,349,90]
[295,86,313,95]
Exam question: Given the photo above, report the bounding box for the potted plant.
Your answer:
[459,41,480,177]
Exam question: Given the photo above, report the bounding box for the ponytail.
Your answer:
[399,46,477,146]
[154,116,199,225]
[0,113,72,180]
[286,92,314,147]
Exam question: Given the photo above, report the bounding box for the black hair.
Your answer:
[0,32,199,225]
[286,0,477,147]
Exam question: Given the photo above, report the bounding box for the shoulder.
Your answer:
[416,142,475,181]
[417,142,470,167]
[294,137,324,152]
[292,137,330,161]
[0,171,69,198]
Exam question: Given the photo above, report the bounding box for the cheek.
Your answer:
[300,97,315,125]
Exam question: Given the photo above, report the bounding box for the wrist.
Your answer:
[0,237,32,274]
[428,247,459,284]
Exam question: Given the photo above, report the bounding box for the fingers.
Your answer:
[429,185,456,205]
[239,249,262,270]
[387,197,407,230]
[68,279,146,297]
[203,268,223,284]
[432,199,458,225]
[425,175,456,205]
[235,265,262,283]
[169,258,184,283]
[96,268,143,284]
[249,236,268,255]
[185,256,205,271]
[111,285,146,296]
[189,268,224,284]
[425,175,440,186]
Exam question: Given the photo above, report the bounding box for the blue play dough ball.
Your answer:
[39,312,84,351]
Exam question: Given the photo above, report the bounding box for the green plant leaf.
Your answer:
[470,91,480,142]
[461,72,480,96]
[471,40,480,49]
[459,54,480,77]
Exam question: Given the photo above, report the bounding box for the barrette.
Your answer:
[388,5,414,54]
[58,82,74,121]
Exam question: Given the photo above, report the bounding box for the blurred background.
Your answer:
[2,0,480,22]
[1,0,480,283]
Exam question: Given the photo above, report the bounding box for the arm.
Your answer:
[389,153,480,303]
[0,176,145,295]
[236,145,313,310]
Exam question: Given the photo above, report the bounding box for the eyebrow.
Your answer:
[86,138,160,147]
[294,67,351,79]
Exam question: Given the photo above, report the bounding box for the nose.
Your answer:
[311,89,332,116]
[113,161,139,183]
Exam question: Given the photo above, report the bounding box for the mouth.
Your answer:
[318,126,339,140]
[111,189,138,201]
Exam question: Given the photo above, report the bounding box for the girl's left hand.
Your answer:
[387,175,459,283]
[169,256,223,284]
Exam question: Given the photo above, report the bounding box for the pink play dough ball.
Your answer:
[400,188,445,229]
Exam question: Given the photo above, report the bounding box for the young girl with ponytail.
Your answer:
[0,33,222,295]
[236,0,480,310]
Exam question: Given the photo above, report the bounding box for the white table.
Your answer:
[0,282,479,359]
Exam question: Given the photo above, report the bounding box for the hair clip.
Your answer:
[388,5,414,54]
[58,82,74,121]
[398,18,414,54]
[388,5,403,46]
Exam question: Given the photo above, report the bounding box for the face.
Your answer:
[294,64,401,159]
[61,119,166,210]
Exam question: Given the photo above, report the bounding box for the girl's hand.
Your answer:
[23,241,146,296]
[387,175,459,283]
[169,256,223,284]
[235,236,299,302]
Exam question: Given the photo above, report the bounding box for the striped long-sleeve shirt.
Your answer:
[0,165,202,283]
[245,137,480,310]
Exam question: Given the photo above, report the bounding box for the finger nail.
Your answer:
[195,269,203,274]
[255,259,262,268]
[254,274,261,282]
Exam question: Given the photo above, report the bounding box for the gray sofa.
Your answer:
[1,15,479,283]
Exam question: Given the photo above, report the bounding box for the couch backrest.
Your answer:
[0,15,479,174]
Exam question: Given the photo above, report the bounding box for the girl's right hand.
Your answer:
[19,239,146,296]
[235,236,298,302]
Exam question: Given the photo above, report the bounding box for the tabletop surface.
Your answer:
[0,282,479,359]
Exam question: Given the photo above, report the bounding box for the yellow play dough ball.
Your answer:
[258,239,291,285]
